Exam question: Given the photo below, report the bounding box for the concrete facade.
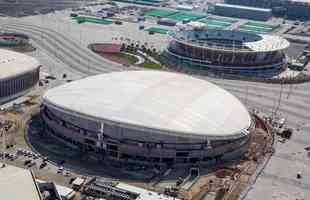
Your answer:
[163,28,289,77]
[0,69,40,104]
[40,71,254,165]
[214,3,272,21]
[225,0,310,19]
[0,49,40,105]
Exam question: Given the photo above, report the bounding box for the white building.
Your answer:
[41,71,253,165]
[0,163,42,200]
[0,49,40,104]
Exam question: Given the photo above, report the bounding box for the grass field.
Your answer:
[73,16,113,25]
[238,21,280,34]
[143,9,205,21]
[139,61,161,69]
[204,17,237,24]
[143,9,177,18]
[100,52,139,65]
[199,16,237,30]
[114,52,138,64]
[166,12,205,21]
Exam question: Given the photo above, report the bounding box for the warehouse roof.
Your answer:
[215,3,272,12]
[0,49,40,80]
[290,0,310,3]
[116,182,181,200]
[43,71,251,139]
[0,163,42,200]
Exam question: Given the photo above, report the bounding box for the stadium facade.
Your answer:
[0,49,40,104]
[162,27,290,77]
[41,71,254,165]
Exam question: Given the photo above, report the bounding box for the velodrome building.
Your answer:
[163,27,290,77]
[0,49,40,104]
[41,71,254,165]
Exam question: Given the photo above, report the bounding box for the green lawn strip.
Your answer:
[139,61,161,69]
[73,16,113,25]
[112,52,139,64]
[201,19,234,26]
[238,26,271,33]
[205,24,225,30]
[145,27,169,34]
[241,24,273,31]
[200,20,231,27]
[245,21,278,29]
[143,9,177,17]
[166,12,205,21]
[238,28,268,34]
[206,17,238,24]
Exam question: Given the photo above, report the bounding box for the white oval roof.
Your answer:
[43,71,251,138]
[169,29,289,52]
[245,34,290,52]
[0,49,40,80]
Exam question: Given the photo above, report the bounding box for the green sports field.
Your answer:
[73,16,113,25]
[238,21,280,34]
[145,27,169,34]
[143,9,205,22]
[199,17,237,30]
[165,12,205,21]
[143,9,177,18]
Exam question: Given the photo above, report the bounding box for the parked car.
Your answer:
[24,160,32,166]
[40,162,47,169]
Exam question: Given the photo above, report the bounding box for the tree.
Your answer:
[141,45,146,52]
[121,43,126,51]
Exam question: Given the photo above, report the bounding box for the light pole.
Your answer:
[0,120,6,168]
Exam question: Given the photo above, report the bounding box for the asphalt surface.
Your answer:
[1,21,126,75]
[0,0,81,17]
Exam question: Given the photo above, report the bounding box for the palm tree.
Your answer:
[141,45,146,53]
[152,48,157,55]
[121,43,126,51]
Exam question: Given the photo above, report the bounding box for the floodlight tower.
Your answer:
[0,121,6,168]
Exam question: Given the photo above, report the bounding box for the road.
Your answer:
[0,21,127,75]
[1,18,310,199]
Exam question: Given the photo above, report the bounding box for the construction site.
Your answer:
[0,86,279,200]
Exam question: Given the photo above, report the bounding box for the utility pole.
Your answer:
[273,82,284,118]
[1,122,6,168]
[287,83,293,99]
[245,84,249,108]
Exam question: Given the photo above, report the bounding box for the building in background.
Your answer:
[0,49,40,105]
[224,0,310,19]
[163,27,289,77]
[213,3,272,21]
[41,71,253,166]
[0,163,42,200]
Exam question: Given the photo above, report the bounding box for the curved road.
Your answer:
[2,20,309,140]
[1,21,126,75]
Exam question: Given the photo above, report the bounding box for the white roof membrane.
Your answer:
[0,49,40,80]
[43,71,251,138]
